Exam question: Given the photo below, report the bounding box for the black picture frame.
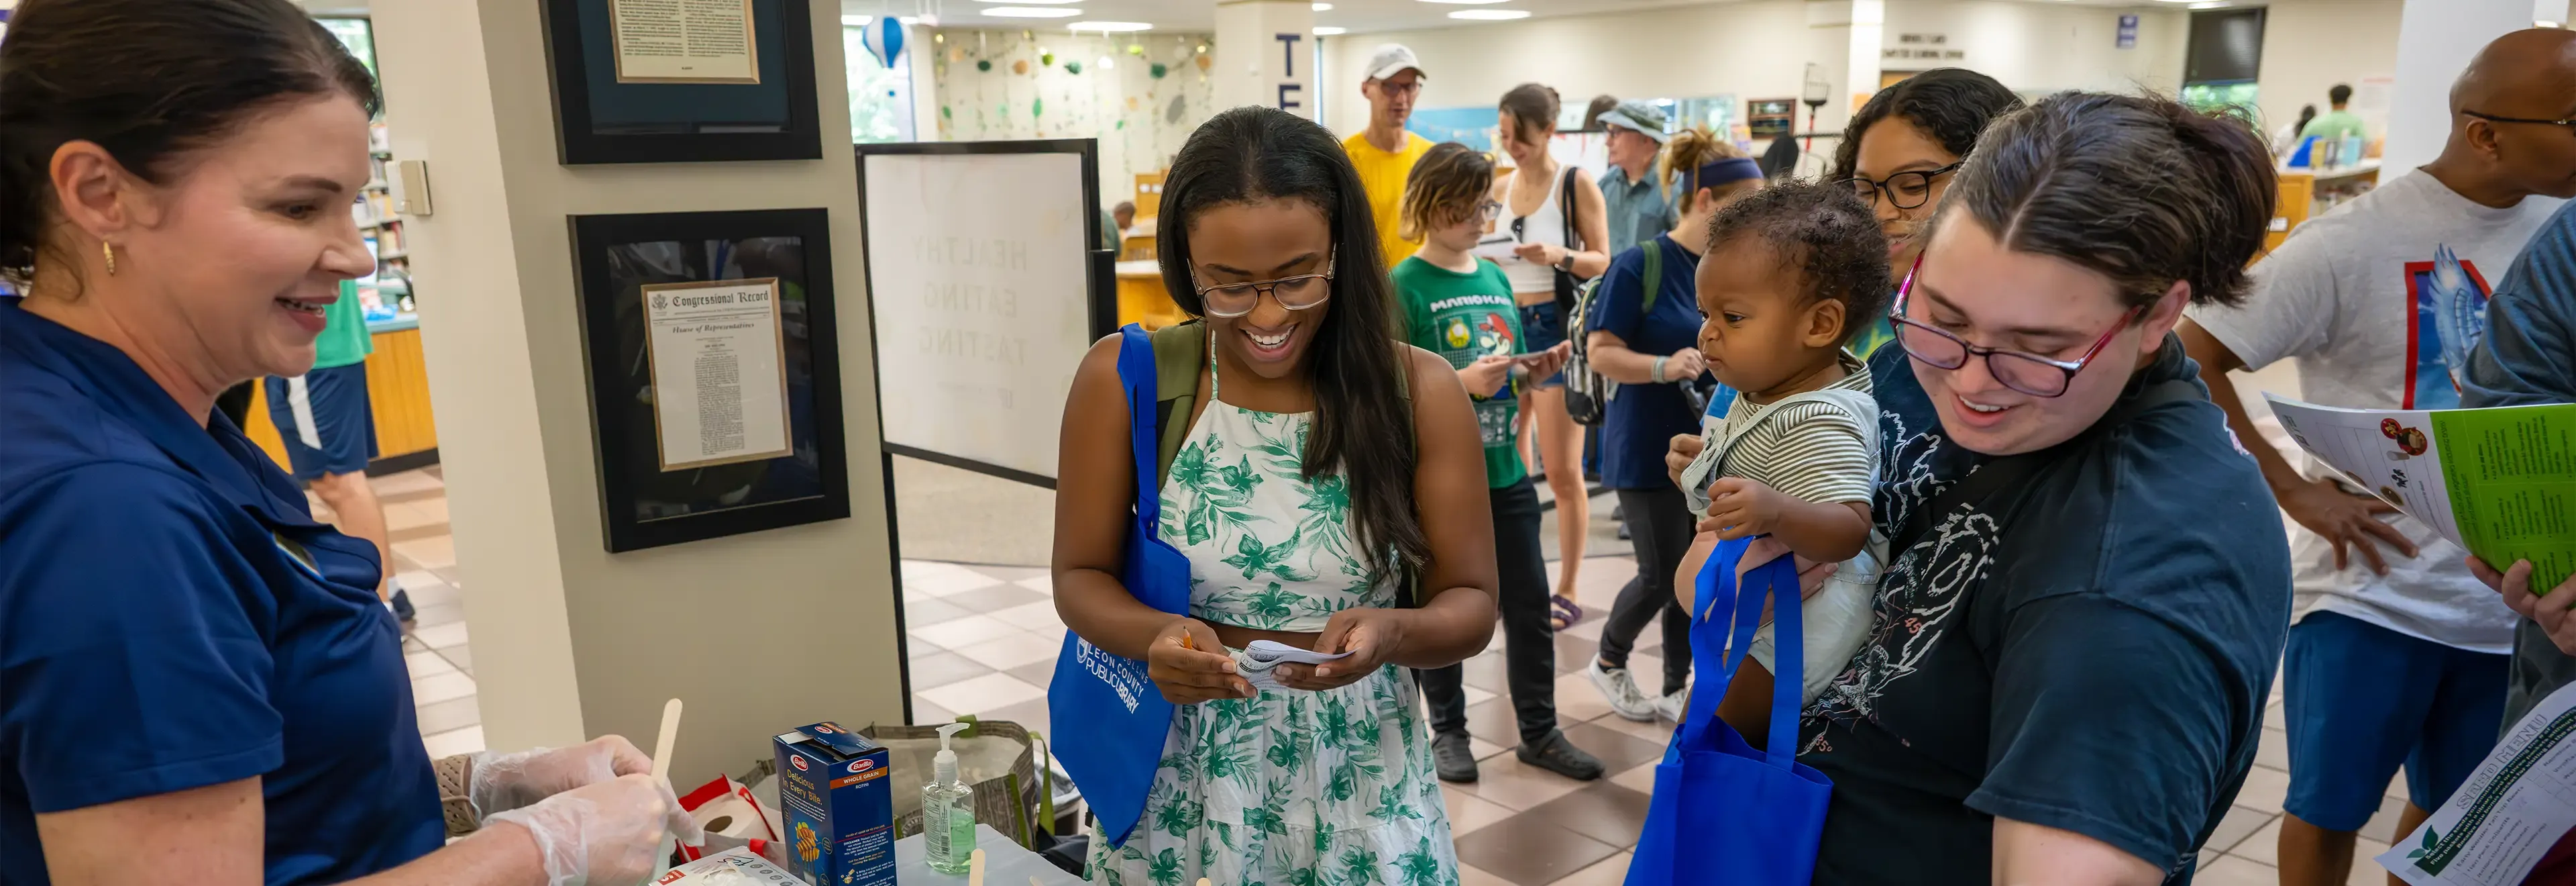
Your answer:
[539,0,824,165]
[851,138,1116,491]
[570,208,851,552]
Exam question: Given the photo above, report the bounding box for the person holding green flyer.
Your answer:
[2465,197,2576,728]
[2178,28,2576,886]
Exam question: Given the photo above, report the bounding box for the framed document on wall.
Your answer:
[540,0,822,164]
[570,208,850,552]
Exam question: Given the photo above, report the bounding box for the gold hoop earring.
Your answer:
[103,242,117,276]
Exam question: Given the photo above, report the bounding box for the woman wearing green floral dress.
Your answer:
[1051,107,1505,886]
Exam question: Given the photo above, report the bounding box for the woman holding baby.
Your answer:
[1667,91,2297,885]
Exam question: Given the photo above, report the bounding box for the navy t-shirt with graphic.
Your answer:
[1799,339,2292,884]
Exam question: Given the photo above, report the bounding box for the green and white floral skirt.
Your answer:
[1085,663,1460,886]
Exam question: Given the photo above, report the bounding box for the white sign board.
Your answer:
[861,150,1093,481]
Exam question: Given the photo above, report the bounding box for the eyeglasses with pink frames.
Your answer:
[1887,254,2142,399]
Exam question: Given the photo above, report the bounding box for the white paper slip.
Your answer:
[2377,679,2576,885]
[1236,641,1352,693]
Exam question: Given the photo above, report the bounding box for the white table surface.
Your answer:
[890,824,1085,885]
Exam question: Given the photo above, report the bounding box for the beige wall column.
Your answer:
[369,0,904,787]
[1214,0,1317,118]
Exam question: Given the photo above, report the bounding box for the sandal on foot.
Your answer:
[1549,595,1584,632]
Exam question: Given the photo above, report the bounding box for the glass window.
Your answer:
[844,21,917,144]
[317,17,376,79]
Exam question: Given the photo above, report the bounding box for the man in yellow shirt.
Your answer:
[1342,44,1432,270]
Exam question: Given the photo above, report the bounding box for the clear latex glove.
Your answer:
[471,736,655,818]
[486,773,704,886]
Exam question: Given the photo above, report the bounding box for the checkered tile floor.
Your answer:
[368,464,2395,885]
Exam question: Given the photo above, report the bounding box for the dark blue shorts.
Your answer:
[1519,302,1566,388]
[264,362,378,483]
[2282,610,2509,830]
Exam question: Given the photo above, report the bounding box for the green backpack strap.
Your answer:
[1639,238,1664,314]
[1147,320,1428,603]
[1148,321,1205,487]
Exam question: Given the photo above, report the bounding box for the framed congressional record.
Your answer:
[570,208,850,552]
[540,0,822,164]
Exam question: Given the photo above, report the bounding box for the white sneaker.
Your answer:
[1656,687,1689,723]
[1585,659,1658,722]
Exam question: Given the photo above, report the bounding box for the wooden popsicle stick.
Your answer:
[649,698,683,787]
[967,848,987,886]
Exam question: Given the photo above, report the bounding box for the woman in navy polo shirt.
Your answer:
[1578,134,1767,724]
[0,1,694,883]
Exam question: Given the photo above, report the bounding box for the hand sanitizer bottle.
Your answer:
[923,723,976,875]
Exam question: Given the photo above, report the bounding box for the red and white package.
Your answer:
[676,775,783,863]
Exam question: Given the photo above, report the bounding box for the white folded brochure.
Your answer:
[1235,640,1353,693]
[657,846,799,884]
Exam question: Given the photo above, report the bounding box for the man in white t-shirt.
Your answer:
[2179,28,2576,886]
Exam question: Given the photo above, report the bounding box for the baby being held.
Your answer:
[1670,179,1891,730]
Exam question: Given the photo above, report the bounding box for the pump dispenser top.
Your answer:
[934,722,967,785]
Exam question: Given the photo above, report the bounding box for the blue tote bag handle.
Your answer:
[1625,538,1834,886]
[1046,324,1194,848]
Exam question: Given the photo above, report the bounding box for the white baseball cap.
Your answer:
[1363,44,1426,83]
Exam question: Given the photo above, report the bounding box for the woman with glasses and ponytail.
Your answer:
[1690,91,2296,884]
[1051,107,1498,885]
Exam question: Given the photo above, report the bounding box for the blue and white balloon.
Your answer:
[861,16,906,67]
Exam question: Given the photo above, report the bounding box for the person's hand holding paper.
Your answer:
[2471,556,2576,656]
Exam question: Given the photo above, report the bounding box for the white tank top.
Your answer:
[1477,166,1570,295]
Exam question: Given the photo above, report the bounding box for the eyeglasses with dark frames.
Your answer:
[1841,162,1964,211]
[1888,254,2141,399]
[2463,109,2576,138]
[1192,250,1337,319]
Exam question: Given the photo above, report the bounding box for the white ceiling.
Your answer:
[284,0,2275,34]
[845,0,2230,36]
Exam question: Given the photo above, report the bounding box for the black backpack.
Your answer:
[1563,238,1670,426]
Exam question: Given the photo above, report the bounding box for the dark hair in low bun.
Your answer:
[1934,91,2276,311]
[0,0,380,287]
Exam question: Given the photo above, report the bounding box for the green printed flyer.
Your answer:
[2265,397,2575,594]
[2432,405,2576,594]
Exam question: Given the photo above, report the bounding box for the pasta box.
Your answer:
[773,722,895,886]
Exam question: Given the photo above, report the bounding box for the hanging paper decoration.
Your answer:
[1150,62,1167,79]
[1040,50,1055,66]
[1033,97,1044,117]
[977,59,991,71]
[859,16,906,67]
[1166,95,1187,124]
[941,105,952,118]
[949,46,965,62]
[1012,59,1027,75]
[1065,60,1082,74]
[1128,44,1144,55]
[1194,54,1212,72]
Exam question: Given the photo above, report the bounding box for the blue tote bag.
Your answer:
[1046,324,1195,848]
[1625,536,1834,886]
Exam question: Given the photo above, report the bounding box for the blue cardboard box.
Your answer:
[773,722,896,886]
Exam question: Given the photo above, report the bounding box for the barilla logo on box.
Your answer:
[772,722,894,886]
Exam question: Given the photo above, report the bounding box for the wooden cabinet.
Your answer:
[242,324,439,473]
